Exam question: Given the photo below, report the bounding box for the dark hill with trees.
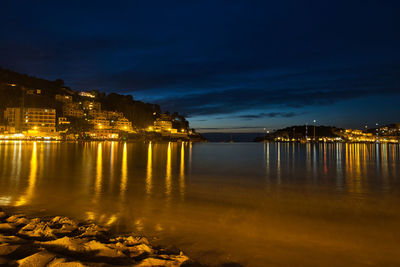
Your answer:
[254,125,343,142]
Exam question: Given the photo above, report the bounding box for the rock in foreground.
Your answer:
[0,211,191,266]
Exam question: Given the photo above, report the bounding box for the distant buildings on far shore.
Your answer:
[260,125,400,144]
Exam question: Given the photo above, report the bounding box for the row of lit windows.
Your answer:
[26,121,55,123]
[27,124,54,126]
[26,112,55,115]
[25,111,55,114]
[26,116,55,119]
[26,118,55,120]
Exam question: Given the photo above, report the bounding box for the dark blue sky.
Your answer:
[1,0,400,132]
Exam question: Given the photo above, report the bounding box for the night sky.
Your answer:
[1,1,400,132]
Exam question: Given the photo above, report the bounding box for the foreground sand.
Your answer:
[0,208,191,266]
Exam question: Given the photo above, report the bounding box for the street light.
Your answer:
[313,120,317,141]
[305,123,308,140]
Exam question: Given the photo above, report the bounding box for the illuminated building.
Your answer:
[104,111,124,120]
[55,94,72,103]
[88,110,106,118]
[113,117,133,132]
[88,110,124,120]
[82,101,101,111]
[90,116,110,129]
[4,108,23,131]
[24,108,56,133]
[62,102,84,118]
[4,107,56,133]
[87,129,118,139]
[78,91,96,98]
[58,117,70,125]
[26,89,41,95]
[154,118,173,132]
[343,129,376,142]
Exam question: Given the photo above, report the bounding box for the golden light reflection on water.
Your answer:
[146,142,152,195]
[313,144,317,179]
[264,142,270,180]
[277,142,281,183]
[306,143,311,178]
[94,142,102,201]
[336,143,343,190]
[120,142,128,196]
[15,142,37,206]
[1,141,10,178]
[180,142,185,199]
[11,141,22,183]
[1,142,400,266]
[110,141,115,186]
[106,214,118,226]
[165,142,172,198]
[381,144,390,191]
[323,143,327,175]
[189,142,192,174]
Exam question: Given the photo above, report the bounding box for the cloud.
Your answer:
[154,79,400,117]
[1,0,400,127]
[196,126,267,130]
[235,112,299,119]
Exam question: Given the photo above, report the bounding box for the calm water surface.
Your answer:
[0,141,400,266]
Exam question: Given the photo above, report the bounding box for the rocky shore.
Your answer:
[0,208,191,266]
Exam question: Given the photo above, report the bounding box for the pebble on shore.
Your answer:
[0,208,190,266]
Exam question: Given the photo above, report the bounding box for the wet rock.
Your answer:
[51,217,78,227]
[6,214,25,223]
[147,252,189,266]
[20,218,41,231]
[17,251,56,267]
[48,217,79,236]
[7,215,30,226]
[0,214,191,266]
[114,241,126,249]
[40,236,86,253]
[106,241,128,253]
[0,223,15,231]
[0,243,20,256]
[16,217,30,226]
[51,216,74,225]
[135,257,187,267]
[128,243,153,258]
[125,236,150,246]
[0,211,7,220]
[53,224,78,236]
[47,257,87,267]
[169,252,190,265]
[79,223,108,237]
[19,221,56,239]
[0,234,26,244]
[84,240,126,258]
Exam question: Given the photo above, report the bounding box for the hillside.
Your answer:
[0,67,188,129]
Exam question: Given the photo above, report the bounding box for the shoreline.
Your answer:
[0,139,205,143]
[0,208,192,266]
